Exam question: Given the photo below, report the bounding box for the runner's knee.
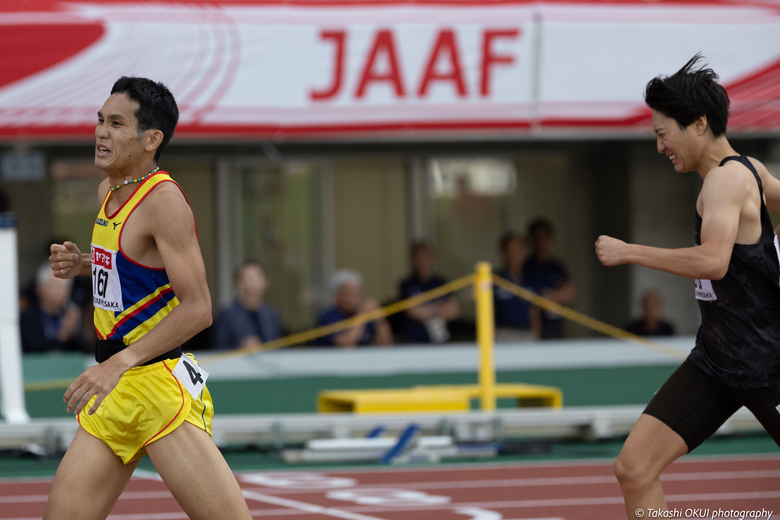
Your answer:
[614,450,657,491]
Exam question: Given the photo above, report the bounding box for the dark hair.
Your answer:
[409,240,433,256]
[499,231,524,252]
[527,218,553,240]
[644,53,730,137]
[111,76,179,161]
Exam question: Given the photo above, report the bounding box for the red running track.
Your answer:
[0,455,778,520]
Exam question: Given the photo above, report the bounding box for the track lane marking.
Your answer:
[238,469,780,494]
[327,491,780,514]
[243,489,388,520]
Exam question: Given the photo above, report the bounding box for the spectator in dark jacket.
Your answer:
[20,263,88,353]
[626,289,676,337]
[213,260,283,350]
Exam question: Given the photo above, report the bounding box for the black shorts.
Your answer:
[644,359,780,452]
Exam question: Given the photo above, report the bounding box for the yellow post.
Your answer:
[474,262,496,411]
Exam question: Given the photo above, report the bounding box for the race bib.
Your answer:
[694,278,717,301]
[171,354,209,399]
[91,244,124,312]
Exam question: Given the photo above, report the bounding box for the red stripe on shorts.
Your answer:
[143,361,185,447]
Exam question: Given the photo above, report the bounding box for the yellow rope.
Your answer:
[200,273,476,365]
[19,269,688,392]
[492,275,688,360]
[23,378,75,392]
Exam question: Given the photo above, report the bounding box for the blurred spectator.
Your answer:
[20,263,88,353]
[398,241,461,343]
[315,270,392,347]
[213,260,284,350]
[523,218,577,339]
[494,232,540,342]
[626,289,676,337]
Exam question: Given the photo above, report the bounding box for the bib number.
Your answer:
[171,354,209,399]
[695,278,717,301]
[91,244,124,311]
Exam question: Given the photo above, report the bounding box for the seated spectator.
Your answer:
[315,270,392,347]
[20,263,88,353]
[626,289,676,337]
[398,241,461,343]
[213,260,284,350]
[523,218,576,339]
[493,232,540,342]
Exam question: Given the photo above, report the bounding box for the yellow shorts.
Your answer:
[78,354,214,464]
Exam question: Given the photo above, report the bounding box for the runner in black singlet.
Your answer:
[596,54,780,520]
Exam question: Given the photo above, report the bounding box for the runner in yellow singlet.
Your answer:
[46,77,252,520]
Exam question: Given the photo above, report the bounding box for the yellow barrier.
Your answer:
[22,263,688,395]
[474,262,496,411]
[318,383,562,414]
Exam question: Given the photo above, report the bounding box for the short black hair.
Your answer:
[409,240,433,257]
[111,76,179,161]
[499,231,524,252]
[528,218,554,240]
[644,53,730,137]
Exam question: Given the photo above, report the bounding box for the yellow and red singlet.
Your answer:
[91,171,183,345]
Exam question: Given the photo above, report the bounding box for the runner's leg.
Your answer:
[146,421,252,520]
[616,360,741,520]
[614,414,687,519]
[44,426,139,520]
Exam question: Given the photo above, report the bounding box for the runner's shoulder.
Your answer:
[145,180,189,210]
[702,162,752,198]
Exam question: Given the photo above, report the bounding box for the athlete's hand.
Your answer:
[596,235,629,266]
[49,242,82,279]
[64,357,126,416]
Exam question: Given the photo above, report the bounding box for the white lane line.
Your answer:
[244,469,780,494]
[333,491,780,514]
[243,489,387,520]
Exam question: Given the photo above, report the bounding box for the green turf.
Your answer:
[20,364,676,418]
[206,365,678,415]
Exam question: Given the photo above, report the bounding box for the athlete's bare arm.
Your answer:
[48,179,111,278]
[596,163,753,280]
[64,182,212,416]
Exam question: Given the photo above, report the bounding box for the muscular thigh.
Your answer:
[44,427,138,520]
[644,359,742,452]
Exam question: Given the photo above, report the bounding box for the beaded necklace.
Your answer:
[108,166,160,193]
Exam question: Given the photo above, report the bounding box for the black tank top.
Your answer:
[688,155,780,389]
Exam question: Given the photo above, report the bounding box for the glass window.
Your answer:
[428,157,522,316]
[231,160,325,333]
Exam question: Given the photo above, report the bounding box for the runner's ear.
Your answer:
[145,129,164,154]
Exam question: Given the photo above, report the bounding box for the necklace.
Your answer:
[108,167,160,193]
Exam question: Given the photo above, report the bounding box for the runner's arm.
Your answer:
[596,167,743,280]
[114,186,212,367]
[64,185,212,415]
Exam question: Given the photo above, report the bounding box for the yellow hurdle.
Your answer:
[474,262,496,411]
[317,384,562,414]
[317,262,564,415]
